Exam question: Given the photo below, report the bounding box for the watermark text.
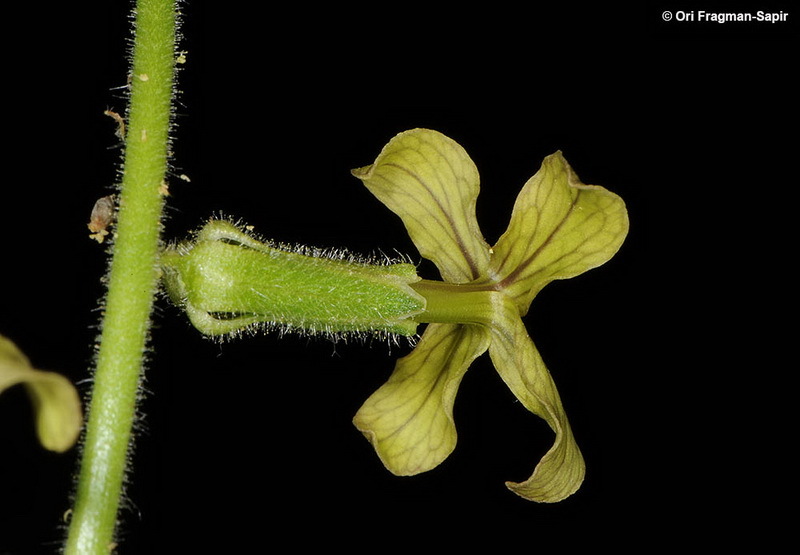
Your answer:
[662,10,789,24]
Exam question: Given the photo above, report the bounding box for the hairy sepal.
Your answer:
[161,218,426,342]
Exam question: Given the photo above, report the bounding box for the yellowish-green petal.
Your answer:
[487,297,585,503]
[352,128,491,284]
[353,323,490,475]
[0,335,82,452]
[490,151,629,314]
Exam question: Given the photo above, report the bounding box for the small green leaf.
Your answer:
[0,335,82,452]
[491,151,629,314]
[352,128,492,284]
[353,323,490,475]
[486,297,585,503]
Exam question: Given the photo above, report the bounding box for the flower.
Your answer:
[350,128,629,502]
[0,334,82,452]
[159,127,629,503]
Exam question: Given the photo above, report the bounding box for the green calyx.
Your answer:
[161,219,427,338]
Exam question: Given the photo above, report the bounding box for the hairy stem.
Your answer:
[64,0,177,552]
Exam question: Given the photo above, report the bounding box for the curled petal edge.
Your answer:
[487,295,585,503]
[490,150,629,315]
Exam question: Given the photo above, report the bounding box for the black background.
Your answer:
[1,1,795,553]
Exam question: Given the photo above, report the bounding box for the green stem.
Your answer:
[64,0,176,552]
[411,279,499,325]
